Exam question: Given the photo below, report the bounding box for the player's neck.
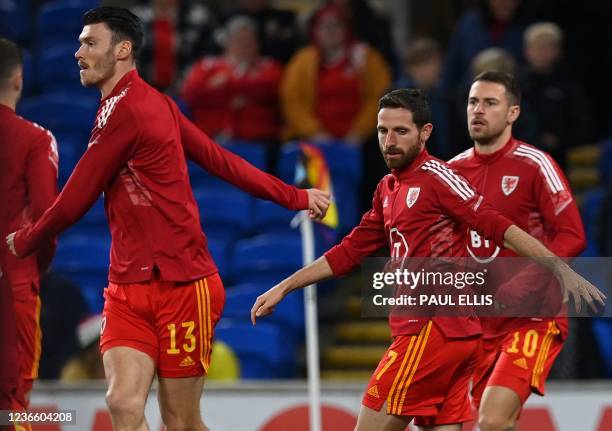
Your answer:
[99,64,136,99]
[0,95,17,111]
[474,128,512,155]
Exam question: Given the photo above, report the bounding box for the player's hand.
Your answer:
[556,265,606,314]
[306,188,330,221]
[5,232,18,257]
[251,284,287,325]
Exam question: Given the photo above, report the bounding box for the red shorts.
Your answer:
[10,281,42,410]
[100,272,225,378]
[362,321,481,426]
[472,320,563,410]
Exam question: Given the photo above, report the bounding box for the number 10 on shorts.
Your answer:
[167,321,196,354]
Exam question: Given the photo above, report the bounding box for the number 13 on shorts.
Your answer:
[167,321,196,354]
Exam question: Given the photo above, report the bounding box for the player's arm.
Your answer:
[26,130,60,272]
[496,161,586,305]
[433,165,605,312]
[7,105,136,258]
[172,98,329,218]
[251,183,388,323]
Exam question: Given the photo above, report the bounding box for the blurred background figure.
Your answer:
[519,21,595,170]
[394,38,451,159]
[325,0,396,68]
[131,0,220,94]
[60,314,105,381]
[442,0,526,96]
[181,16,282,167]
[281,4,390,145]
[219,0,299,64]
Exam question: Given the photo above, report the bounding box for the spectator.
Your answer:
[442,0,527,95]
[181,16,282,147]
[131,0,221,93]
[60,315,105,381]
[395,38,451,159]
[220,0,299,64]
[325,0,396,67]
[519,22,596,169]
[281,5,391,146]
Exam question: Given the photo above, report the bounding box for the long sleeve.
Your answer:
[324,181,387,276]
[14,104,137,257]
[175,101,308,210]
[26,129,59,271]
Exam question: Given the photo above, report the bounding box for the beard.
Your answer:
[80,49,116,88]
[382,138,423,171]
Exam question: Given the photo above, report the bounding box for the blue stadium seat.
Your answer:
[18,94,98,183]
[0,0,33,46]
[187,141,267,189]
[214,320,294,378]
[22,51,37,96]
[36,43,98,96]
[278,141,363,232]
[253,200,297,235]
[207,237,233,281]
[580,188,605,257]
[193,187,255,243]
[230,233,302,285]
[600,138,612,186]
[37,2,93,49]
[224,282,305,332]
[53,234,110,312]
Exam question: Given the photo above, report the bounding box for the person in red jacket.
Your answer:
[0,37,59,421]
[181,15,282,142]
[251,89,604,431]
[5,8,329,431]
[449,71,585,431]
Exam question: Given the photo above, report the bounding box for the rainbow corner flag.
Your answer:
[295,143,339,229]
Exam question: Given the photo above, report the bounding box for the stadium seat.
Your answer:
[0,0,33,46]
[187,141,267,189]
[579,188,605,257]
[53,234,110,312]
[37,1,94,49]
[278,141,363,232]
[224,282,305,332]
[206,237,233,281]
[193,187,255,242]
[600,138,612,185]
[36,43,98,96]
[22,51,37,96]
[252,200,298,235]
[18,94,98,183]
[230,233,303,285]
[214,320,294,378]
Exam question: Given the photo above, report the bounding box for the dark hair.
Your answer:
[378,88,431,128]
[0,38,23,83]
[83,7,144,59]
[473,71,521,105]
[405,38,440,67]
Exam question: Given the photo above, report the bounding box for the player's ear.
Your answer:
[115,40,132,61]
[508,105,520,124]
[11,68,23,93]
[420,123,433,144]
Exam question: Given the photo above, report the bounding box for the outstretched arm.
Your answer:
[172,98,329,219]
[251,256,333,324]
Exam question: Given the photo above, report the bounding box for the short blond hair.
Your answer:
[524,22,563,46]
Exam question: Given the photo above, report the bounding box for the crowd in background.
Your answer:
[2,0,611,380]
